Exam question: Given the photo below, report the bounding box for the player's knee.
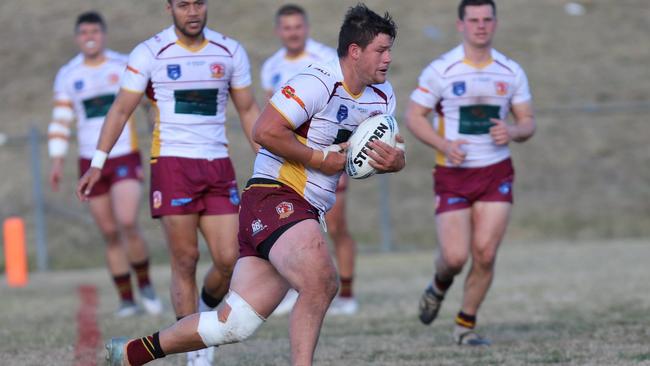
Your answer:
[442,252,468,274]
[197,291,264,346]
[102,229,120,245]
[120,221,140,239]
[473,247,497,270]
[172,250,200,274]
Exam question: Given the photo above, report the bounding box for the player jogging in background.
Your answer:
[104,4,404,365]
[49,11,162,318]
[405,0,536,346]
[77,1,260,365]
[261,3,359,317]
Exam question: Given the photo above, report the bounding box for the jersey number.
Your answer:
[174,89,219,116]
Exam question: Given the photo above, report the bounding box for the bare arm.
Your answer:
[405,100,468,166]
[230,86,261,152]
[253,104,344,175]
[489,101,536,145]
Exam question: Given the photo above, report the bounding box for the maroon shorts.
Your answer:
[434,158,514,214]
[150,156,239,218]
[336,174,349,193]
[79,151,143,198]
[238,178,319,260]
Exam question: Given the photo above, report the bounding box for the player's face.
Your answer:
[168,0,208,38]
[75,23,106,59]
[457,4,497,49]
[275,14,309,54]
[357,33,393,85]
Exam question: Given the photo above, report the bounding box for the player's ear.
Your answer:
[349,43,361,61]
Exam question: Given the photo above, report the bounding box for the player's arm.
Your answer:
[76,89,143,200]
[47,100,75,192]
[489,102,536,145]
[405,100,467,166]
[253,104,345,175]
[230,86,261,152]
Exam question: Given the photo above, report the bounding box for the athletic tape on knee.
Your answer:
[197,291,265,347]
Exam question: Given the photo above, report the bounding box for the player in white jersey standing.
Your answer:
[76,1,260,364]
[261,4,359,317]
[49,12,162,318]
[405,0,536,346]
[104,4,404,366]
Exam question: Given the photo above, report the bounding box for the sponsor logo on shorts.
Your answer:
[452,81,466,96]
[495,81,509,96]
[275,201,294,219]
[251,219,267,236]
[336,105,348,123]
[210,62,225,79]
[116,165,129,178]
[153,191,162,209]
[498,182,512,195]
[171,197,193,207]
[167,64,181,80]
[447,197,468,205]
[229,186,240,206]
[74,80,84,91]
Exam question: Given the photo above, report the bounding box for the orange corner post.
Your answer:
[3,217,28,287]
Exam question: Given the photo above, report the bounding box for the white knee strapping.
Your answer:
[197,291,265,347]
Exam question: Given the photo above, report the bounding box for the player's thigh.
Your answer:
[88,193,118,236]
[161,214,200,256]
[435,208,472,262]
[199,213,239,268]
[470,201,511,258]
[230,256,290,318]
[268,219,337,292]
[109,179,142,227]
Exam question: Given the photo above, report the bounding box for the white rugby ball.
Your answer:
[345,114,399,179]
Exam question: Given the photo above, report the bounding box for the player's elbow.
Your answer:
[252,120,272,147]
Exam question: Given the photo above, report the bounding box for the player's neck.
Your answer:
[174,28,205,49]
[339,58,364,96]
[83,52,106,66]
[462,43,493,67]
[285,47,306,60]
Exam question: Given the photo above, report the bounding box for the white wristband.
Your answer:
[90,150,108,169]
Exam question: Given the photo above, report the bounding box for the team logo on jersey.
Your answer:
[452,81,466,96]
[336,105,349,123]
[275,201,294,219]
[74,80,84,91]
[210,62,225,79]
[495,81,509,96]
[271,73,281,88]
[251,219,267,236]
[281,85,305,108]
[153,191,162,209]
[167,64,181,80]
[108,73,120,85]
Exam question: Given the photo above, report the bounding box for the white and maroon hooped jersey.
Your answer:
[260,38,337,93]
[121,26,252,160]
[410,45,532,168]
[254,58,396,213]
[53,50,137,159]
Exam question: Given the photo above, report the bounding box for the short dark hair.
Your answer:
[275,4,308,24]
[337,3,397,57]
[458,0,496,20]
[75,11,106,32]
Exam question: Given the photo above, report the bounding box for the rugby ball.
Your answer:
[345,114,399,179]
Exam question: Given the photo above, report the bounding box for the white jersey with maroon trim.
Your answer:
[254,58,396,213]
[410,44,532,168]
[121,26,252,160]
[53,50,137,159]
[260,38,337,93]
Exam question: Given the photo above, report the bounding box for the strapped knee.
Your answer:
[197,291,265,346]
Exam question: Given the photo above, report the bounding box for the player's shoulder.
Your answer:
[262,48,286,71]
[104,49,129,65]
[302,58,340,85]
[56,53,84,79]
[305,38,337,60]
[204,28,243,56]
[491,48,525,75]
[426,45,465,76]
[136,26,176,57]
[368,80,394,102]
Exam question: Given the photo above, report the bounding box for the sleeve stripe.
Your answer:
[121,87,145,95]
[417,86,431,94]
[54,100,73,108]
[126,65,141,75]
[48,133,70,140]
[269,100,296,128]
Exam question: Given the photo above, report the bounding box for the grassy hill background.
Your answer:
[1,0,648,270]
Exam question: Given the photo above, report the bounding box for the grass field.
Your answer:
[2,239,649,365]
